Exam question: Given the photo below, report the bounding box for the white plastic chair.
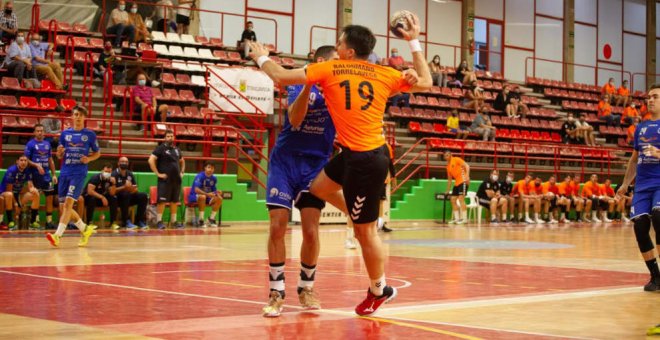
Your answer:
[166,33,181,43]
[183,46,200,58]
[465,191,482,225]
[181,34,199,45]
[151,31,166,42]
[169,45,185,57]
[153,44,170,56]
[191,75,206,87]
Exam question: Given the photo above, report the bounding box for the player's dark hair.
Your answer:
[34,123,44,130]
[72,105,88,116]
[204,162,215,168]
[313,45,336,61]
[103,162,113,169]
[164,129,174,136]
[649,83,660,91]
[341,25,376,59]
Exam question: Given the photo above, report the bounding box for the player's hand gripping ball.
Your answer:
[390,10,412,38]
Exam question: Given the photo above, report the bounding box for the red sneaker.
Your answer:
[355,285,397,316]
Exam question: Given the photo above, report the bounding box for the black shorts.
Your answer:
[157,180,181,203]
[599,199,610,210]
[452,183,467,196]
[547,197,557,209]
[176,14,190,26]
[324,144,390,224]
[478,197,492,209]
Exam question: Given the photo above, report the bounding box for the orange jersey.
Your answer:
[627,124,636,142]
[557,181,570,195]
[542,181,559,195]
[581,181,600,197]
[622,106,638,119]
[306,60,411,151]
[569,180,581,196]
[598,100,611,117]
[446,157,467,185]
[617,86,630,96]
[602,83,615,95]
[517,179,536,195]
[600,184,615,197]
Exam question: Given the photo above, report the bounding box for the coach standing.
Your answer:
[148,129,184,229]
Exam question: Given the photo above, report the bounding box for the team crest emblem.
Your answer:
[81,135,88,142]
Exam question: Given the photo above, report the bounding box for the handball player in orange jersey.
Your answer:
[248,12,432,315]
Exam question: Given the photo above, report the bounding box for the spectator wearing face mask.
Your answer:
[621,101,639,125]
[132,73,169,130]
[499,171,516,223]
[83,163,119,229]
[4,32,37,83]
[388,48,405,71]
[111,157,148,230]
[615,79,632,107]
[476,169,508,224]
[239,21,256,57]
[29,32,67,90]
[428,55,447,87]
[0,1,18,44]
[128,3,151,43]
[94,41,123,83]
[561,112,579,144]
[106,0,136,48]
[464,80,485,112]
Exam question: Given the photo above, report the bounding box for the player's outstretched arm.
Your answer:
[617,150,638,196]
[248,41,307,86]
[288,84,312,129]
[398,12,432,92]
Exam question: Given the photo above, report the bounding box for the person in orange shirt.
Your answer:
[599,178,617,222]
[615,79,632,107]
[517,174,541,224]
[627,116,640,145]
[444,151,470,224]
[621,102,639,125]
[568,174,587,222]
[541,175,569,223]
[248,14,433,316]
[640,102,651,121]
[598,94,620,127]
[557,174,575,223]
[602,77,616,97]
[581,174,605,223]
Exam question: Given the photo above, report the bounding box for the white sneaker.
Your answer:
[592,216,601,223]
[549,219,558,224]
[602,216,613,223]
[448,219,457,224]
[344,238,357,249]
[376,217,385,230]
[534,218,544,224]
[525,217,535,224]
[623,216,631,223]
[455,219,466,225]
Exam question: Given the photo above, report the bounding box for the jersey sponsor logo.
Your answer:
[81,135,88,142]
[269,187,279,198]
[65,134,72,141]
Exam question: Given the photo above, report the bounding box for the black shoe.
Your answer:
[644,276,660,292]
[174,222,184,229]
[511,217,519,223]
[45,222,56,230]
[62,84,69,91]
[381,224,393,232]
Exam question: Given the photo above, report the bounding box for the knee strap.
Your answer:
[634,214,654,253]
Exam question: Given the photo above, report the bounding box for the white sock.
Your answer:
[560,212,565,220]
[210,211,217,219]
[55,223,67,237]
[157,213,163,222]
[170,213,177,223]
[269,263,285,292]
[370,275,386,296]
[74,219,86,231]
[346,225,354,239]
[453,211,459,220]
[198,211,204,220]
[534,213,539,220]
[46,215,52,223]
[525,212,530,219]
[298,263,317,289]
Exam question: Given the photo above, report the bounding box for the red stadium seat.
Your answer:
[162,88,181,101]
[195,36,209,45]
[20,96,39,109]
[175,74,192,85]
[184,106,200,119]
[209,38,223,47]
[0,95,18,107]
[213,50,228,60]
[60,98,77,111]
[73,23,90,34]
[168,105,185,119]
[179,90,197,102]
[40,97,58,110]
[408,121,421,132]
[151,87,164,100]
[1,77,21,90]
[161,73,176,85]
[19,116,39,127]
[1,116,20,129]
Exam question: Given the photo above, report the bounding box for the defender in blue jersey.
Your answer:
[46,106,100,248]
[188,163,222,228]
[25,124,58,229]
[0,155,40,230]
[618,84,660,291]
[262,46,339,317]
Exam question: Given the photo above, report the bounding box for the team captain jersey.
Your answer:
[58,128,99,201]
[266,84,336,209]
[305,59,411,223]
[630,119,660,219]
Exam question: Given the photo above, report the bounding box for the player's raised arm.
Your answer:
[397,12,432,92]
[248,41,307,86]
[287,84,312,129]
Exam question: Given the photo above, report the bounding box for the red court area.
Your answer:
[0,257,647,338]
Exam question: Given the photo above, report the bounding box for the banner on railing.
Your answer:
[208,66,274,114]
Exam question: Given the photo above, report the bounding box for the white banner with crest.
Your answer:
[207,66,274,114]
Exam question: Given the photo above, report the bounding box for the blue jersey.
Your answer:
[0,165,35,193]
[633,119,660,191]
[59,128,99,176]
[24,138,53,176]
[272,85,336,159]
[191,172,217,194]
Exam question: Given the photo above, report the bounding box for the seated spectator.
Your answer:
[128,2,151,43]
[388,48,405,71]
[446,109,468,139]
[239,21,257,58]
[615,79,631,107]
[154,0,177,32]
[112,157,148,230]
[640,102,651,121]
[3,32,37,84]
[367,51,379,64]
[508,87,529,118]
[493,86,511,113]
[0,1,18,43]
[428,55,448,87]
[30,32,67,91]
[621,102,639,125]
[561,112,579,144]
[133,73,169,130]
[94,41,122,82]
[476,170,507,224]
[601,77,616,97]
[556,175,577,223]
[189,163,223,228]
[455,59,477,85]
[598,94,620,126]
[464,81,485,111]
[468,110,496,141]
[83,163,118,228]
[0,156,40,230]
[575,113,596,146]
[626,116,640,145]
[106,0,136,48]
[176,0,195,35]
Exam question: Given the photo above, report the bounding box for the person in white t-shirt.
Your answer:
[574,113,596,146]
[176,0,194,35]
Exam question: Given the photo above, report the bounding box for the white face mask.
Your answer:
[16,36,24,44]
[491,175,499,182]
[119,5,126,11]
[506,176,513,183]
[130,7,137,13]
[101,172,111,179]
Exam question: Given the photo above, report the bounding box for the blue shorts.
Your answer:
[630,187,660,219]
[33,174,55,194]
[189,192,213,205]
[58,173,86,203]
[266,151,327,210]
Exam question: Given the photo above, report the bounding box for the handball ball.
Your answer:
[390,10,412,38]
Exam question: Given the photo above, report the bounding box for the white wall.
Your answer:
[504,0,533,49]
[536,0,563,18]
[294,0,337,55]
[597,0,622,63]
[574,24,597,85]
[505,48,533,81]
[427,0,462,68]
[199,0,245,41]
[475,0,503,20]
[597,63,622,86]
[575,0,597,24]
[623,33,645,92]
[623,0,646,34]
[534,17,563,81]
[353,0,388,57]
[247,11,292,53]
[248,0,292,13]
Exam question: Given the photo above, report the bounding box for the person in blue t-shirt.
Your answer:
[46,106,101,248]
[618,84,660,292]
[25,123,58,229]
[0,155,40,230]
[188,163,222,228]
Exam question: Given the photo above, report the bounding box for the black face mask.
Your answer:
[119,164,129,170]
[4,9,12,15]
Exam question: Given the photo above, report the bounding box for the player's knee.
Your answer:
[652,209,660,240]
[633,215,654,253]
